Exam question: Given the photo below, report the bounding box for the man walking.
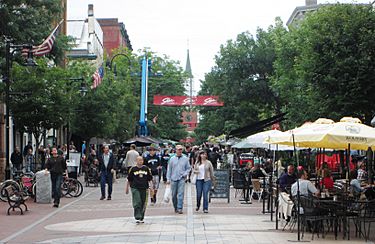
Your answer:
[125,156,153,223]
[144,145,161,204]
[167,145,191,214]
[45,147,67,208]
[125,144,139,172]
[99,145,116,200]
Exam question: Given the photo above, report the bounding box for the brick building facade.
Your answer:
[97,18,132,57]
[181,111,198,132]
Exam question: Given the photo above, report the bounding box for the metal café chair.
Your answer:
[232,169,250,201]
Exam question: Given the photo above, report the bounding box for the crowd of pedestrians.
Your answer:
[119,143,227,222]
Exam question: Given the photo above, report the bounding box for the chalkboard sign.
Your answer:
[209,169,230,203]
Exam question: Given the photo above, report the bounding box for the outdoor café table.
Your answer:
[314,196,358,240]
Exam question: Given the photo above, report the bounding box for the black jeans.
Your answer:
[51,173,63,204]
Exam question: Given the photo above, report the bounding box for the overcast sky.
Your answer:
[68,0,369,92]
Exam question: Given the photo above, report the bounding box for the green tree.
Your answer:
[197,22,285,140]
[275,4,375,127]
[69,50,188,144]
[10,59,68,148]
[0,0,63,64]
[146,54,188,141]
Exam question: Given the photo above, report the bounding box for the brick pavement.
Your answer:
[0,177,371,243]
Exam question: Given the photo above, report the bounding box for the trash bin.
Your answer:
[35,170,52,203]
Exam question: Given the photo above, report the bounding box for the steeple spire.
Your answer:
[185,49,193,78]
[185,48,194,109]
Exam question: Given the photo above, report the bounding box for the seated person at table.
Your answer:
[357,162,367,182]
[250,162,268,179]
[320,170,334,190]
[350,170,367,198]
[291,169,319,197]
[278,165,297,192]
[317,162,330,178]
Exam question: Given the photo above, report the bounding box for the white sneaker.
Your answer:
[136,220,140,224]
[140,220,144,223]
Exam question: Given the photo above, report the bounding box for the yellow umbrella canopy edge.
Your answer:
[265,119,329,146]
[268,117,375,150]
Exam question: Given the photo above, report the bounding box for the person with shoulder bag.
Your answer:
[193,150,216,213]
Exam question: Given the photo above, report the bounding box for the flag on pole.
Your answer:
[22,20,63,57]
[91,66,104,89]
[152,114,159,124]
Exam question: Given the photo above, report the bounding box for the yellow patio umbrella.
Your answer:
[266,117,375,150]
[265,118,333,147]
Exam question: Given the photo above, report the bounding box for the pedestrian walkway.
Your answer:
[0,177,371,243]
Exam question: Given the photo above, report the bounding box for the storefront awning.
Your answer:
[229,113,287,138]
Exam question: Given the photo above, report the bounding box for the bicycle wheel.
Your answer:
[0,180,21,202]
[73,179,83,197]
[66,179,83,197]
[61,179,71,198]
[32,183,36,197]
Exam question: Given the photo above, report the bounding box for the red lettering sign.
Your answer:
[153,96,224,106]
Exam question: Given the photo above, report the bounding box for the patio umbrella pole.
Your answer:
[288,133,304,242]
[346,143,351,180]
[367,148,373,185]
[270,146,277,221]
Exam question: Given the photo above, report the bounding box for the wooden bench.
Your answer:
[4,185,29,215]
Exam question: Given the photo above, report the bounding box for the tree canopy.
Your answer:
[280,4,375,125]
[196,4,375,141]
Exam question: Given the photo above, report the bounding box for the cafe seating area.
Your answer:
[273,178,375,241]
[228,161,375,242]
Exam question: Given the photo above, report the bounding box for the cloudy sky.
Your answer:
[68,0,369,92]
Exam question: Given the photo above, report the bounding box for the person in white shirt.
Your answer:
[192,150,215,213]
[291,169,319,197]
[125,144,140,172]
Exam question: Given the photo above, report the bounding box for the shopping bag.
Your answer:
[191,174,197,185]
[163,185,171,203]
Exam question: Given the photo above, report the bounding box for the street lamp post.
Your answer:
[107,53,132,78]
[66,78,87,161]
[3,41,36,179]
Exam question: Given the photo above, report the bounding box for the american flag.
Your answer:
[22,20,63,57]
[91,66,104,89]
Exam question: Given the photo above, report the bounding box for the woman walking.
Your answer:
[125,156,153,223]
[193,150,215,213]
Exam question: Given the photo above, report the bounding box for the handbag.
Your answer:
[191,174,197,185]
[163,185,171,203]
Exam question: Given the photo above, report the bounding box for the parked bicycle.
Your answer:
[1,172,83,201]
[0,170,35,202]
[61,176,83,198]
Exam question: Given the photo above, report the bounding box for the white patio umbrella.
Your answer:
[266,117,375,150]
[232,129,295,150]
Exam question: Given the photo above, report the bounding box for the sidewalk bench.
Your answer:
[4,185,29,215]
